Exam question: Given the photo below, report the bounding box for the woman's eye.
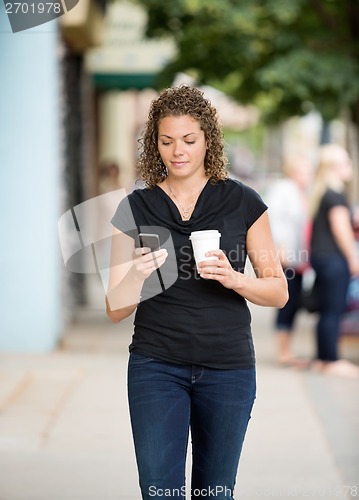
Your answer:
[185,141,195,145]
[161,142,171,146]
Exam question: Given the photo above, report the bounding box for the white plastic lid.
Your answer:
[189,230,221,240]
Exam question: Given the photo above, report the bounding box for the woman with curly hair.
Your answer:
[106,85,287,499]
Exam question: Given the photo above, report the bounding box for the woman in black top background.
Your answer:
[106,85,288,499]
[309,144,359,378]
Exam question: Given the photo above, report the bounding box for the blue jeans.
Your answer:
[128,353,256,499]
[311,254,350,361]
[275,268,303,331]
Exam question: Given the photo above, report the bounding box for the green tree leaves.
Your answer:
[135,0,359,125]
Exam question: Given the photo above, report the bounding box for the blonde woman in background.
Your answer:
[310,144,359,377]
[266,154,313,366]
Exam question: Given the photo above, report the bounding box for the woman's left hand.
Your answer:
[197,250,239,289]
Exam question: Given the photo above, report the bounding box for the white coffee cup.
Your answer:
[189,230,221,266]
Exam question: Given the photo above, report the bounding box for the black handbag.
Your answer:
[300,275,321,313]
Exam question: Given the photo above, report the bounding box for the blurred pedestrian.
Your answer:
[266,153,313,366]
[106,85,288,499]
[309,144,359,377]
[98,160,121,194]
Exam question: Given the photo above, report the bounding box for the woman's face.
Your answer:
[290,159,313,190]
[158,115,207,180]
[332,149,353,183]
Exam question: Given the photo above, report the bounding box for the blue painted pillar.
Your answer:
[0,7,62,350]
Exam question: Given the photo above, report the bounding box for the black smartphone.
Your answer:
[138,233,160,252]
[138,232,165,292]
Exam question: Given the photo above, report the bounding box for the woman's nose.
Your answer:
[173,142,184,156]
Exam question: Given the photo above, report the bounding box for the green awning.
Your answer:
[93,73,156,90]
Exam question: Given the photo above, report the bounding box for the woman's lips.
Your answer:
[171,161,188,167]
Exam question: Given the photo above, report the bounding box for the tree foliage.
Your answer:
[135,0,359,125]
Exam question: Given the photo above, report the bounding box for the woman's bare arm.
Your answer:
[197,212,288,308]
[329,206,359,275]
[106,227,168,323]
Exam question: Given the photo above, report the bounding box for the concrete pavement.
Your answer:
[0,305,358,500]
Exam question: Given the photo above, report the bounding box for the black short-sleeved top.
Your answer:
[111,178,267,369]
[311,189,349,258]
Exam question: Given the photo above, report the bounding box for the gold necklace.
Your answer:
[166,179,206,220]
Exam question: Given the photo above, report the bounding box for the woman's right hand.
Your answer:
[132,248,168,281]
[349,257,359,277]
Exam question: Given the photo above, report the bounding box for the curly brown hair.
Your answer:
[137,85,229,189]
